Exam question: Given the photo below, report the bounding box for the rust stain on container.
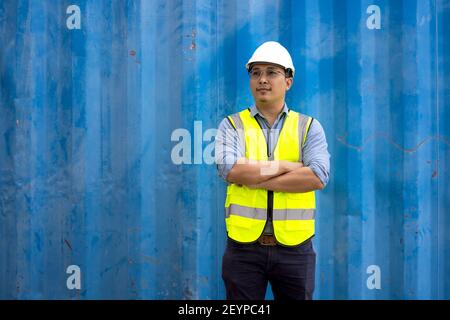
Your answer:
[129,50,141,64]
[187,30,196,50]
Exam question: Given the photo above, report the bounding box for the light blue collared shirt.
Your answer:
[215,104,330,187]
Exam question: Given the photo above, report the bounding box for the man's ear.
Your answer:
[286,78,293,91]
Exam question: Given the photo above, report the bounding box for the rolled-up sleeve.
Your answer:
[302,119,330,187]
[215,118,244,181]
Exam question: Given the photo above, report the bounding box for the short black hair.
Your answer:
[285,68,294,78]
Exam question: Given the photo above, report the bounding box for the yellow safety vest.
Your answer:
[225,108,316,246]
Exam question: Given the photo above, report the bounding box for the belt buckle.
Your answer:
[258,235,277,246]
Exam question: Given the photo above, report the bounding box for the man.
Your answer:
[215,41,330,300]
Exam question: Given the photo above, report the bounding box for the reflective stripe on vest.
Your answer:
[226,204,316,220]
[224,109,316,246]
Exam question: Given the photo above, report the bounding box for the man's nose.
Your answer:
[258,73,268,84]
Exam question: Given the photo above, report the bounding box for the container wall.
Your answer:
[0,0,449,299]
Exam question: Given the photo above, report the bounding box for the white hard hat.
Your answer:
[246,41,295,77]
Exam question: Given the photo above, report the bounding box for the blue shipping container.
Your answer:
[0,0,449,299]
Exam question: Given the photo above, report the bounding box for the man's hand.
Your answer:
[280,160,303,172]
[227,158,303,186]
[227,158,303,185]
[259,159,300,176]
[253,166,324,193]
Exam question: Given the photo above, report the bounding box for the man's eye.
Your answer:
[267,71,277,76]
[252,71,260,77]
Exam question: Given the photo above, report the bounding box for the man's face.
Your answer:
[249,63,293,107]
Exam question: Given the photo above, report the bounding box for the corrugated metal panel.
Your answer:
[0,0,449,299]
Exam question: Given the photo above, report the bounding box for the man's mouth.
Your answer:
[257,88,271,92]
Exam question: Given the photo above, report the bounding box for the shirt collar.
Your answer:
[250,103,290,118]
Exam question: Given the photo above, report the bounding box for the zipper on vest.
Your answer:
[267,128,273,229]
[267,191,273,226]
[254,115,274,238]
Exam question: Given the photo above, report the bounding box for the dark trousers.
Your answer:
[222,237,316,300]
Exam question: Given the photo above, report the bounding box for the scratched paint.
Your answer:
[0,0,449,299]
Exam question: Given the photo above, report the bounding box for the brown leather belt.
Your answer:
[258,234,277,246]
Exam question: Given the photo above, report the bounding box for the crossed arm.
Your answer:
[226,158,324,193]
